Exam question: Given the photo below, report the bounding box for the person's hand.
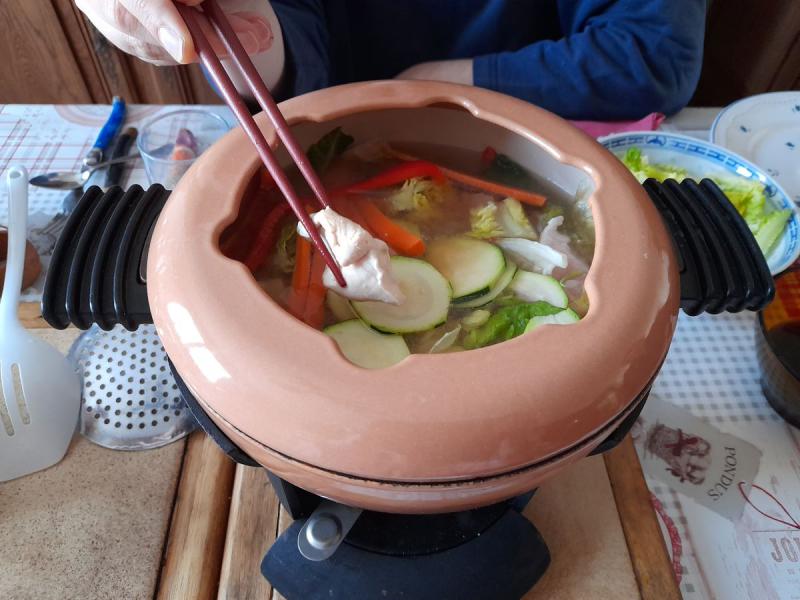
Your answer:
[75,0,277,65]
[395,60,474,86]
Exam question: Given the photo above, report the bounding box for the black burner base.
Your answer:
[261,494,549,600]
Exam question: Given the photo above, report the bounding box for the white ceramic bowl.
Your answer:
[600,132,800,275]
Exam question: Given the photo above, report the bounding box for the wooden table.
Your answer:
[0,304,679,600]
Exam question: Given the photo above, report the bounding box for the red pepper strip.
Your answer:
[259,168,274,190]
[481,146,497,167]
[221,196,274,260]
[387,146,547,207]
[343,160,445,193]
[221,172,278,259]
[242,203,293,272]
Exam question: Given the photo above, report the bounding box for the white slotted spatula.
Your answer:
[0,166,80,481]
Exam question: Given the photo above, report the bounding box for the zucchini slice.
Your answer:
[426,237,505,302]
[326,290,356,322]
[524,308,580,333]
[325,320,410,369]
[351,257,451,334]
[457,262,518,308]
[510,271,568,308]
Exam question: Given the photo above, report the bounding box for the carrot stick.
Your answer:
[287,237,312,319]
[302,250,327,329]
[354,199,425,257]
[388,147,546,207]
[439,166,546,206]
[333,196,374,235]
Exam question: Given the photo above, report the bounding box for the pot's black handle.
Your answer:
[642,178,775,316]
[42,184,167,330]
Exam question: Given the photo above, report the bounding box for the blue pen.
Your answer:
[83,96,126,168]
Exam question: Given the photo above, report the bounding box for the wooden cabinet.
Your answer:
[0,0,220,105]
[692,0,800,105]
[0,0,797,107]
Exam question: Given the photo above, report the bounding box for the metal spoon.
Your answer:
[29,153,141,190]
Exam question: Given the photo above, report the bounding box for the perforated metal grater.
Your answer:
[68,325,195,450]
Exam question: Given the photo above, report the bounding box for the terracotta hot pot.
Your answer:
[43,81,773,515]
[148,80,763,514]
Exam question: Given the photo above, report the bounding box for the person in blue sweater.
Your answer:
[75,0,707,120]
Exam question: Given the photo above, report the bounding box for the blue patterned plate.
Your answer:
[600,132,800,275]
[711,92,800,208]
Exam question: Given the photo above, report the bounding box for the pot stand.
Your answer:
[174,362,553,600]
[41,179,775,599]
[171,360,648,600]
[262,491,548,600]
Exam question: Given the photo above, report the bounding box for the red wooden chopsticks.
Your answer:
[175,0,346,286]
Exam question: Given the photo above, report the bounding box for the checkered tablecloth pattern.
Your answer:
[643,311,800,599]
[0,104,231,221]
[0,104,231,301]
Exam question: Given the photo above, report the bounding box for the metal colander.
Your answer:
[68,325,196,450]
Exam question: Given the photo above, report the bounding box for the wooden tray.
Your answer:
[157,436,679,600]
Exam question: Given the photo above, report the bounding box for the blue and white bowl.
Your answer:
[600,131,800,275]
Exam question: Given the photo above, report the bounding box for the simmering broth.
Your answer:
[221,130,595,368]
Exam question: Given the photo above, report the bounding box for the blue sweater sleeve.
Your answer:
[473,0,707,120]
[271,0,332,99]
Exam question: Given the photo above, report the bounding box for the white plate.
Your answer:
[600,131,800,275]
[711,92,800,206]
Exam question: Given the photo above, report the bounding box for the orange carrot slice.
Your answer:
[302,250,327,329]
[333,196,374,235]
[354,199,425,257]
[287,237,312,319]
[438,166,546,206]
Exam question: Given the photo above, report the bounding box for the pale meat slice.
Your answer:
[298,207,404,305]
[539,216,589,300]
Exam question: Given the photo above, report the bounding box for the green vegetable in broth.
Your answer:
[388,177,445,219]
[461,309,491,330]
[468,198,536,240]
[456,262,518,309]
[245,129,591,368]
[469,202,504,239]
[307,127,354,174]
[539,204,565,227]
[498,198,536,239]
[483,152,535,190]
[524,308,580,332]
[273,221,297,274]
[462,301,564,349]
